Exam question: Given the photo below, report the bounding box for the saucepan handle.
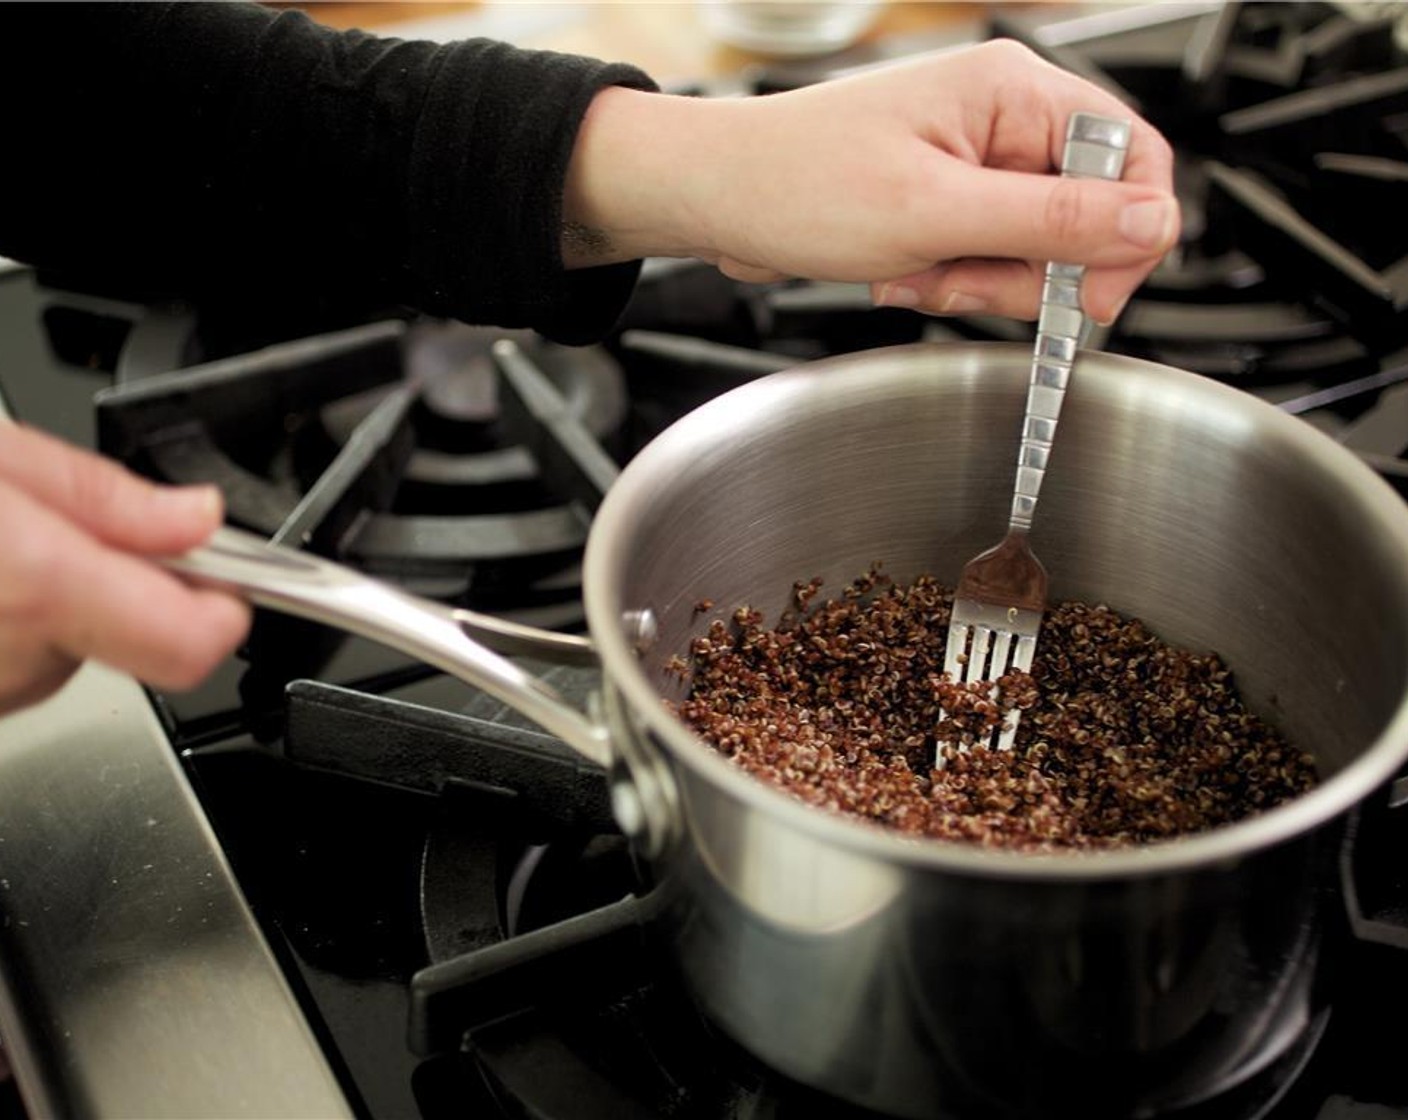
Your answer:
[163,526,614,770]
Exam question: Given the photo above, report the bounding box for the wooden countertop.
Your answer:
[284,2,991,84]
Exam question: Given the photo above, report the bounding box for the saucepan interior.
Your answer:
[586,341,1408,875]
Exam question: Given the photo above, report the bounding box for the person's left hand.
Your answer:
[0,422,250,715]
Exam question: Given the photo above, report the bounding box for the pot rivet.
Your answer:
[610,781,646,839]
[622,608,658,653]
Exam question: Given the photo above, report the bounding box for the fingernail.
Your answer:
[157,484,223,520]
[939,291,989,315]
[877,282,921,309]
[1118,197,1178,250]
[1095,294,1130,327]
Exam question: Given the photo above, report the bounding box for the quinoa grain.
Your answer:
[672,570,1317,852]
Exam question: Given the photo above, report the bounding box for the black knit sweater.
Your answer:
[0,2,658,344]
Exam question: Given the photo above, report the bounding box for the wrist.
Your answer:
[561,86,729,268]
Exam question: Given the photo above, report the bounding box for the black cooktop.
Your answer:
[3,2,1408,1117]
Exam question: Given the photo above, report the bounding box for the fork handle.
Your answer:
[1010,112,1132,534]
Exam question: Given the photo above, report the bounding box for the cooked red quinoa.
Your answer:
[671,569,1317,852]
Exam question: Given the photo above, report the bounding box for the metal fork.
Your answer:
[940,112,1132,755]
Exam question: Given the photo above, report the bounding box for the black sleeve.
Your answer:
[0,2,659,344]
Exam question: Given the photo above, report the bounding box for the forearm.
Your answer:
[561,86,731,268]
[0,2,657,342]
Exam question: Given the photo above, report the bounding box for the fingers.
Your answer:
[717,258,789,284]
[0,636,79,714]
[0,433,250,715]
[0,477,251,694]
[959,39,1175,199]
[0,422,223,554]
[876,260,1033,319]
[878,124,1178,322]
[928,41,1177,317]
[865,39,1176,320]
[875,256,1153,325]
[922,159,1179,271]
[1079,262,1155,325]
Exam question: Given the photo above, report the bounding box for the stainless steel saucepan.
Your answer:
[168,342,1408,1118]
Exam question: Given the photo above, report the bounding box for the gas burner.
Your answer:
[320,324,623,492]
[94,321,623,584]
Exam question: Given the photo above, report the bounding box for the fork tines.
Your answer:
[939,528,1048,759]
[943,598,1041,754]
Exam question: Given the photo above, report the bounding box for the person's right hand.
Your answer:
[0,422,250,716]
[562,39,1177,326]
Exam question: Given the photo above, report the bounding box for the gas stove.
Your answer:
[1,3,1407,1118]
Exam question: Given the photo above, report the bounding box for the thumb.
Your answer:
[934,163,1180,267]
[0,422,223,554]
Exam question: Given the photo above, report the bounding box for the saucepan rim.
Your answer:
[585,342,1408,881]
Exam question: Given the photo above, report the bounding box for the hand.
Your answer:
[563,39,1177,324]
[0,423,250,716]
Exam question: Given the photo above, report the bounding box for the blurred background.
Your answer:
[278,1,989,81]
